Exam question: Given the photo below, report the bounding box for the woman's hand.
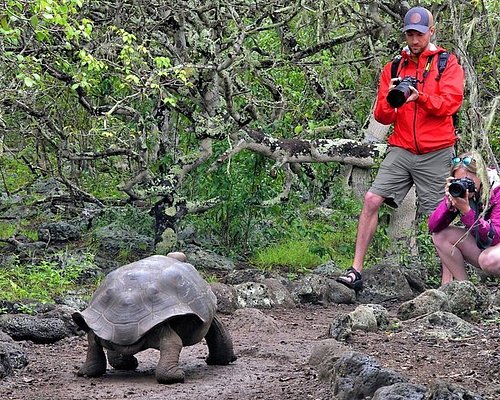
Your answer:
[445,177,471,215]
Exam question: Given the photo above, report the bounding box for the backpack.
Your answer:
[390,52,458,129]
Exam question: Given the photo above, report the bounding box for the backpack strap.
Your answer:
[435,51,450,81]
[390,55,402,79]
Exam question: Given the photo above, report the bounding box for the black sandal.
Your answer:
[336,267,363,292]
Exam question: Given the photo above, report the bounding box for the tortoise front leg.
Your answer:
[155,325,185,384]
[77,331,107,377]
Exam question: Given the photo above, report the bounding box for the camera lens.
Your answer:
[387,90,407,108]
[386,78,415,108]
[449,182,465,198]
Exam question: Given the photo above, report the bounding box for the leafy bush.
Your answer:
[92,204,154,236]
[0,253,98,303]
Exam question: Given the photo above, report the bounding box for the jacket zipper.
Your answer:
[413,57,425,155]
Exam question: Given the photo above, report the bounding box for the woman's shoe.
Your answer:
[336,267,363,292]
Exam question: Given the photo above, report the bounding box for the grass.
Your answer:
[252,239,327,274]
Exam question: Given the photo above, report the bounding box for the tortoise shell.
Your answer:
[76,255,216,345]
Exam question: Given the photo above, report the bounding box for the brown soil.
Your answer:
[1,303,499,400]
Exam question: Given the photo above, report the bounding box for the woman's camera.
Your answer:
[449,177,476,198]
[387,76,418,108]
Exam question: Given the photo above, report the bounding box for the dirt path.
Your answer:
[1,304,499,400]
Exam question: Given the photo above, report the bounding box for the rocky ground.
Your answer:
[1,302,499,400]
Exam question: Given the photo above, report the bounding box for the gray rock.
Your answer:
[349,305,380,332]
[328,314,353,341]
[372,382,427,399]
[38,221,84,242]
[397,289,449,320]
[440,280,488,319]
[358,263,415,303]
[309,339,350,381]
[417,311,479,340]
[0,351,12,379]
[331,351,407,400]
[184,245,236,273]
[290,275,355,305]
[234,282,273,309]
[210,282,239,314]
[93,224,154,260]
[0,314,72,344]
[0,341,28,370]
[327,281,357,304]
[426,380,484,399]
[261,278,296,307]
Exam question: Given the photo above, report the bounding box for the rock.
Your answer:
[328,314,353,341]
[0,341,28,371]
[358,263,415,303]
[92,224,154,261]
[38,221,84,242]
[440,280,488,319]
[349,305,380,332]
[0,351,12,379]
[331,351,407,400]
[210,282,239,314]
[309,339,350,381]
[234,282,273,309]
[417,311,479,340]
[184,245,236,273]
[372,382,427,399]
[261,278,296,308]
[397,289,449,320]
[290,275,355,305]
[426,380,484,399]
[0,314,72,344]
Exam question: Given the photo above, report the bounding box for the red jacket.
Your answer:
[374,45,464,154]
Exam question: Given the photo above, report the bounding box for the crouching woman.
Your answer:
[428,151,500,284]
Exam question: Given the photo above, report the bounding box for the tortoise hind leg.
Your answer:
[107,351,139,371]
[205,315,237,365]
[77,331,107,377]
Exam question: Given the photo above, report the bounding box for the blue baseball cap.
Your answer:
[402,7,432,33]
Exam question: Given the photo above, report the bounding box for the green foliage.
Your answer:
[253,239,326,273]
[0,252,97,303]
[0,154,32,194]
[0,220,38,241]
[415,217,442,287]
[92,205,154,237]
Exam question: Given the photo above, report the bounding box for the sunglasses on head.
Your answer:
[452,156,473,166]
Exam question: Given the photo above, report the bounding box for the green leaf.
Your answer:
[23,76,35,87]
[30,15,39,28]
[1,17,9,30]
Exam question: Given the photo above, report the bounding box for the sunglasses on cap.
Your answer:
[452,156,474,166]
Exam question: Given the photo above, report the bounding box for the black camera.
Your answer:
[449,177,476,198]
[386,76,418,108]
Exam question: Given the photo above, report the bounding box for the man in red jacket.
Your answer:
[337,6,465,291]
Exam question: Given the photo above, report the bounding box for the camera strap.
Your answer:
[470,199,494,250]
[422,56,434,79]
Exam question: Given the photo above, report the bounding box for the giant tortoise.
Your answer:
[72,253,236,384]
